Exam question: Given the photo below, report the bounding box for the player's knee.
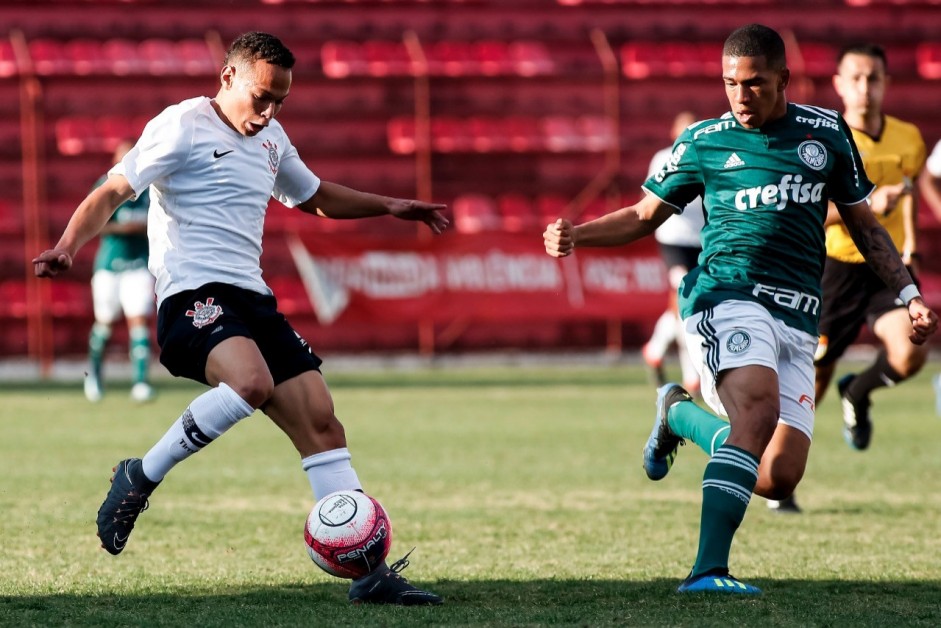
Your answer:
[893,349,927,379]
[227,373,275,408]
[310,406,344,436]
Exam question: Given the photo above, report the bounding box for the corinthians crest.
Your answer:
[262,140,280,175]
[186,297,223,328]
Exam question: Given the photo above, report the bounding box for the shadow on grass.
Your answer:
[3,578,941,627]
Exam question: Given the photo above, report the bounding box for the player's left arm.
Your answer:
[900,176,918,267]
[837,199,938,344]
[298,181,449,234]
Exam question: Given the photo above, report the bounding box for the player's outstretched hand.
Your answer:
[388,199,449,234]
[33,249,73,278]
[544,219,574,258]
[908,298,938,345]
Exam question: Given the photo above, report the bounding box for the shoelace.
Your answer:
[114,493,150,525]
[389,547,416,575]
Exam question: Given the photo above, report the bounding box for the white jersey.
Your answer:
[110,96,321,306]
[927,139,941,177]
[647,146,705,247]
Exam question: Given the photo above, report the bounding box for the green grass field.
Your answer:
[2,361,941,626]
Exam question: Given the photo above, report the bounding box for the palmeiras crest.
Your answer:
[797,140,827,171]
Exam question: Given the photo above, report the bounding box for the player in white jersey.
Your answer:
[919,139,941,416]
[34,32,446,606]
[642,111,704,394]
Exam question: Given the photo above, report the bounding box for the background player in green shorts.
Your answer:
[85,140,155,403]
[543,24,937,594]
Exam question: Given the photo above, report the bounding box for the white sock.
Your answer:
[301,447,363,501]
[677,316,699,388]
[645,311,677,359]
[141,383,254,482]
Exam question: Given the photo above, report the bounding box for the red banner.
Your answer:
[266,231,671,326]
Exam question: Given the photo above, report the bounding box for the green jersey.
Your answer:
[92,175,150,273]
[643,103,874,335]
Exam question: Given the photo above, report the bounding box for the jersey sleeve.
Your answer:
[109,105,192,199]
[829,116,876,206]
[911,127,927,178]
[927,140,941,177]
[641,129,704,213]
[272,139,321,207]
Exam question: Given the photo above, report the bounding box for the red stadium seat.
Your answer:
[428,41,475,76]
[0,280,27,318]
[431,117,473,152]
[63,39,106,75]
[467,117,508,152]
[49,280,92,318]
[622,42,720,79]
[453,193,501,233]
[794,42,837,78]
[321,41,368,78]
[471,40,512,76]
[97,116,137,153]
[542,116,582,152]
[577,115,616,152]
[917,43,941,79]
[138,39,184,76]
[508,41,555,76]
[0,40,16,78]
[29,39,68,75]
[621,42,663,80]
[101,39,146,75]
[503,116,543,152]
[496,193,538,232]
[362,40,412,76]
[56,116,99,155]
[536,194,569,223]
[387,117,417,154]
[178,39,217,76]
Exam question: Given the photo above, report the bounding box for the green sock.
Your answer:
[691,444,759,577]
[667,400,731,456]
[129,325,150,385]
[88,323,111,377]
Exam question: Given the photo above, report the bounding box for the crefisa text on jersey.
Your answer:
[734,174,825,211]
[795,115,840,131]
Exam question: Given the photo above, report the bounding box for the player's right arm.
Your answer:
[543,193,674,258]
[837,198,938,344]
[33,175,135,277]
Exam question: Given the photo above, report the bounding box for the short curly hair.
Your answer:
[723,24,786,70]
[224,32,295,70]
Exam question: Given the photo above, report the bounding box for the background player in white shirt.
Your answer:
[33,32,446,606]
[641,111,704,395]
[918,139,941,416]
[84,140,155,404]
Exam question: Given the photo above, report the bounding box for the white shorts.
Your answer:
[683,300,818,440]
[91,268,155,324]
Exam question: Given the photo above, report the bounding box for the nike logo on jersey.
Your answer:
[213,149,234,158]
[724,153,745,168]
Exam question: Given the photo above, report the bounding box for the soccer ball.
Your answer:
[304,490,392,579]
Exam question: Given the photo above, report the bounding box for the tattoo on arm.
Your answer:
[849,219,914,293]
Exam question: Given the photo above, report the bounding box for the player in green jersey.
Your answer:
[544,23,937,594]
[85,140,155,403]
